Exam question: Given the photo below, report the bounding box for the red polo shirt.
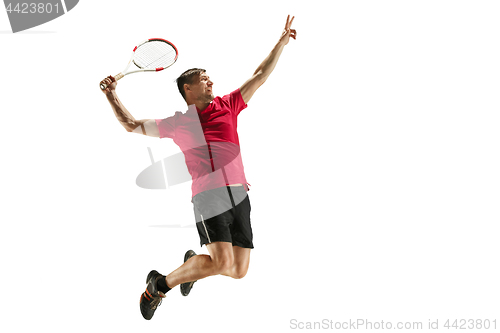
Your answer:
[155,89,249,197]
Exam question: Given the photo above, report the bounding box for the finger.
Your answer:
[289,16,294,28]
[285,15,289,29]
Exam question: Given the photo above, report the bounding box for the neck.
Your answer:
[194,101,211,111]
[186,96,212,112]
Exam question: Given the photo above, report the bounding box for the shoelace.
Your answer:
[150,295,163,310]
[144,290,165,310]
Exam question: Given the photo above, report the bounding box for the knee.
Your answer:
[232,265,248,279]
[212,255,233,274]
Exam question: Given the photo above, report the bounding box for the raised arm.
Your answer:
[100,76,160,137]
[240,15,297,104]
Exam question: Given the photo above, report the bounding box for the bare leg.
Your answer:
[221,246,251,279]
[165,242,234,288]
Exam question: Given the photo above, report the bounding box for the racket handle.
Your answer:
[100,73,124,90]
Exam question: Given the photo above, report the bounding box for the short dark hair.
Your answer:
[176,68,206,101]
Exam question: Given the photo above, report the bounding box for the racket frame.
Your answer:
[100,38,178,90]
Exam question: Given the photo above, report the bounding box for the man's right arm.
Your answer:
[100,76,160,137]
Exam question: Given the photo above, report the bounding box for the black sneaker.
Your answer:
[140,270,166,320]
[180,250,197,296]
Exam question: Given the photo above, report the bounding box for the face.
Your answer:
[189,72,214,102]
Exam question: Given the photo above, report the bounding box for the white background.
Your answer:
[1,0,499,332]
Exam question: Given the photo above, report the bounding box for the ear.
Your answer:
[184,83,191,93]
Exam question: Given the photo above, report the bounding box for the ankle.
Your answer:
[157,276,172,293]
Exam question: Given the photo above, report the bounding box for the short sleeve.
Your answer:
[228,89,247,116]
[155,115,176,139]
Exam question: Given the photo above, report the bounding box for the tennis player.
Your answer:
[100,15,296,320]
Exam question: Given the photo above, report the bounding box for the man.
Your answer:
[100,15,296,320]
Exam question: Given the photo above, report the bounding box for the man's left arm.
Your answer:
[240,15,297,104]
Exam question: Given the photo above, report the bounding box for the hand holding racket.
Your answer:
[100,75,117,93]
[100,38,178,91]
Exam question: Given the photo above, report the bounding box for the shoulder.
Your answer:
[218,89,244,106]
[157,111,181,122]
[221,89,241,100]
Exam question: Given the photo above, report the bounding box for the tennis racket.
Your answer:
[100,38,178,90]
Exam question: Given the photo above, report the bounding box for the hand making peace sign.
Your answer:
[280,15,297,45]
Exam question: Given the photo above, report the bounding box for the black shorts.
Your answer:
[192,185,253,249]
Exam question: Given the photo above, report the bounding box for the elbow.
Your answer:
[122,120,136,133]
[253,72,267,86]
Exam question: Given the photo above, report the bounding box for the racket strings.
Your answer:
[135,43,175,67]
[134,41,177,69]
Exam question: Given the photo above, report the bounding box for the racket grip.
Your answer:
[100,73,124,90]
